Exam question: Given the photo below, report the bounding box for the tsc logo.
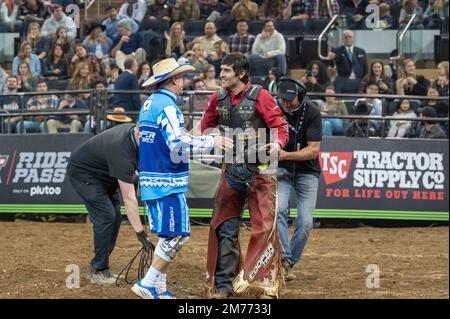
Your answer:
[320,152,353,185]
[0,155,9,184]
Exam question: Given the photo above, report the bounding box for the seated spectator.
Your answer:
[0,0,22,34]
[387,99,417,137]
[0,75,21,133]
[305,0,340,19]
[100,58,120,90]
[46,91,87,133]
[200,0,230,21]
[0,65,8,94]
[209,39,229,62]
[396,58,429,96]
[419,84,449,118]
[418,106,447,139]
[345,99,379,137]
[18,79,58,133]
[355,81,383,129]
[228,20,255,57]
[171,0,200,21]
[164,21,187,59]
[250,20,287,75]
[42,43,69,83]
[102,5,139,40]
[190,21,223,57]
[69,43,101,78]
[399,0,424,29]
[320,86,348,136]
[191,77,211,112]
[68,61,93,102]
[231,0,259,20]
[82,19,113,60]
[146,0,173,21]
[111,19,146,71]
[17,62,38,92]
[17,0,50,36]
[301,60,331,98]
[84,78,112,133]
[202,64,221,90]
[434,61,449,96]
[12,41,41,78]
[424,0,446,28]
[283,0,308,20]
[265,67,282,94]
[183,42,208,73]
[112,57,141,114]
[328,30,368,93]
[358,60,393,94]
[41,4,77,40]
[375,2,393,30]
[342,0,369,29]
[119,0,147,24]
[53,26,75,59]
[258,0,283,19]
[137,61,151,88]
[22,22,51,60]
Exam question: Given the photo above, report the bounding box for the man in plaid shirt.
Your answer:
[228,20,255,57]
[305,0,340,19]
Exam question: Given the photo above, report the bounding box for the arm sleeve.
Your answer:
[40,19,50,37]
[267,33,286,57]
[159,104,214,154]
[135,1,147,22]
[306,110,322,142]
[67,17,77,40]
[251,34,262,55]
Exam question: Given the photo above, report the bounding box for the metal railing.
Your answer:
[391,14,418,73]
[84,0,101,21]
[318,14,339,61]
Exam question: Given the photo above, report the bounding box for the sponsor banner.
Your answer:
[318,137,449,212]
[0,134,92,204]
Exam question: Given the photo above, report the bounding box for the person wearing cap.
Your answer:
[197,52,289,299]
[418,106,447,139]
[275,77,322,282]
[132,57,233,299]
[67,122,152,285]
[111,18,146,71]
[82,19,114,60]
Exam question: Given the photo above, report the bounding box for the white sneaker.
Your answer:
[132,280,160,299]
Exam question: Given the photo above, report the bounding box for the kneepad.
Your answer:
[155,236,190,262]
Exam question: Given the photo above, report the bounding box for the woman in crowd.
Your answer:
[17,62,38,92]
[202,64,221,90]
[82,20,113,60]
[266,67,282,95]
[137,61,152,88]
[396,58,429,96]
[320,86,349,136]
[23,22,51,59]
[258,0,284,19]
[42,42,69,82]
[69,42,101,78]
[301,60,331,98]
[164,21,187,59]
[184,42,208,73]
[69,61,93,102]
[434,61,449,96]
[12,40,41,77]
[208,39,229,63]
[359,60,393,95]
[53,26,75,60]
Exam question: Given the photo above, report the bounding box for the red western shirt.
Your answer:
[200,82,289,147]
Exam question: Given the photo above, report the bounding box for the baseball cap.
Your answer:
[278,79,299,101]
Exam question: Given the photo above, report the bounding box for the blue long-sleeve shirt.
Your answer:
[12,54,41,77]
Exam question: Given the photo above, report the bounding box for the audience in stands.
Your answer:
[251,19,287,75]
[13,41,41,77]
[319,86,349,136]
[283,0,308,20]
[376,2,393,30]
[301,60,331,97]
[0,0,22,34]
[0,75,21,133]
[83,20,113,60]
[305,0,340,19]
[208,39,229,62]
[146,0,173,21]
[228,19,255,56]
[164,21,187,59]
[103,5,139,40]
[358,60,393,94]
[0,65,8,94]
[42,42,69,86]
[265,67,282,94]
[112,57,141,114]
[258,0,284,19]
[111,19,146,71]
[23,22,51,59]
[191,77,210,112]
[202,64,221,90]
[100,58,120,90]
[387,99,417,137]
[69,61,93,102]
[137,61,151,88]
[419,84,449,118]
[54,26,74,58]
[418,106,447,139]
[396,58,429,96]
[69,42,100,78]
[184,42,208,72]
[200,0,230,20]
[47,90,86,133]
[190,21,223,57]
[434,61,449,96]
[399,0,424,29]
[119,0,147,24]
[424,0,447,28]
[355,81,383,130]
[171,0,200,21]
[17,61,38,92]
[18,0,50,36]
[342,0,369,29]
[345,99,379,137]
[41,4,76,40]
[231,0,259,20]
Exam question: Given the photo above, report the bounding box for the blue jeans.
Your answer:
[16,121,45,133]
[277,167,319,268]
[322,118,344,136]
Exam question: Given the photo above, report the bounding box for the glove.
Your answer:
[136,230,154,252]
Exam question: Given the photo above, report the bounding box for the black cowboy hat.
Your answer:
[85,18,106,35]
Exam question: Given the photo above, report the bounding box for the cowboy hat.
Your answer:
[142,58,195,87]
[107,107,133,123]
[85,18,106,35]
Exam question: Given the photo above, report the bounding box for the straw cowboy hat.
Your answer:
[142,58,195,87]
[107,107,133,123]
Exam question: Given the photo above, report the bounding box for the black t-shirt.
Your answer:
[67,123,139,187]
[278,100,322,176]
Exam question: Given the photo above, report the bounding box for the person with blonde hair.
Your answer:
[183,42,208,72]
[23,21,51,59]
[435,61,449,96]
[396,58,429,96]
[12,40,41,77]
[209,39,229,61]
[164,21,186,59]
[82,19,114,60]
[16,62,38,92]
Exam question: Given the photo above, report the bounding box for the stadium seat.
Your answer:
[275,20,304,36]
[304,19,330,34]
[249,56,274,77]
[248,20,265,35]
[435,34,449,63]
[284,36,298,61]
[139,19,170,34]
[298,35,329,68]
[184,20,207,36]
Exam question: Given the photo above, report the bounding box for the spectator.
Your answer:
[100,58,120,89]
[345,99,379,137]
[18,79,58,133]
[434,61,449,96]
[53,26,75,59]
[41,4,77,40]
[190,77,210,112]
[137,61,151,87]
[82,19,114,60]
[319,86,349,136]
[0,64,8,94]
[258,0,283,19]
[328,30,368,93]
[424,0,447,28]
[164,21,186,59]
[301,60,331,96]
[399,0,424,29]
[283,0,308,19]
[375,2,393,29]
[202,64,221,90]
[305,0,340,19]
[112,57,141,113]
[171,0,200,21]
[265,67,282,94]
[17,62,38,92]
[102,5,139,40]
[396,58,429,96]
[42,42,69,83]
[0,0,22,33]
[0,75,21,133]
[23,22,51,60]
[358,60,393,94]
[84,78,111,133]
[119,0,147,23]
[111,19,146,71]
[13,41,41,78]
[183,42,208,73]
[69,61,93,102]
[418,106,447,138]
[190,21,223,57]
[387,99,417,137]
[208,39,229,62]
[146,0,173,21]
[69,42,101,78]
[200,0,230,20]
[46,91,87,133]
[231,0,259,20]
[17,0,50,34]
[342,0,369,29]
[419,84,449,118]
[228,20,255,56]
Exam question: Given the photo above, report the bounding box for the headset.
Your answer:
[277,76,308,114]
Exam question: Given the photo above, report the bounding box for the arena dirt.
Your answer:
[0,221,448,299]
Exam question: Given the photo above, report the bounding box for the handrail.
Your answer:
[390,14,417,62]
[84,0,100,21]
[318,14,339,61]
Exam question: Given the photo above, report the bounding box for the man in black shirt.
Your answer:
[275,77,322,282]
[67,123,152,284]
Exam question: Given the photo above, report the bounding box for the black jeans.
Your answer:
[68,174,121,271]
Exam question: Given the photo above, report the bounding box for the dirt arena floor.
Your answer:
[0,220,448,299]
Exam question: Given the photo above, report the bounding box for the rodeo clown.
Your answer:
[195,52,289,298]
[132,58,233,299]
